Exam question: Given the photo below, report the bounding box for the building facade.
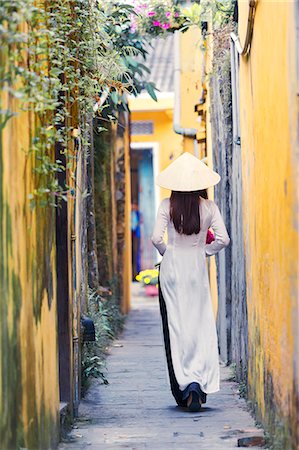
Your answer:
[236,1,299,446]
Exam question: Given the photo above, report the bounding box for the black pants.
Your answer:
[158,276,207,406]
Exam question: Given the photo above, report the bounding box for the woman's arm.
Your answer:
[151,199,169,256]
[205,201,230,256]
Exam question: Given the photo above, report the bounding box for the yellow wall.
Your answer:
[238,1,298,446]
[179,27,203,132]
[0,99,60,448]
[130,106,183,200]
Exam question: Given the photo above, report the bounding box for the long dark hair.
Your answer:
[170,190,208,235]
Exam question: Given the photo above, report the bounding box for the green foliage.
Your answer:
[229,363,247,398]
[0,0,129,207]
[0,0,162,205]
[130,0,185,37]
[0,0,236,208]
[181,0,236,31]
[229,362,237,381]
[81,287,125,393]
[99,1,160,104]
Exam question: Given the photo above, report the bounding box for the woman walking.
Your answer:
[151,152,230,412]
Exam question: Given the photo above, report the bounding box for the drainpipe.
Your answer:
[173,31,197,139]
[230,0,257,56]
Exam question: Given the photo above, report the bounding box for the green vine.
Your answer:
[0,0,235,207]
[0,0,132,207]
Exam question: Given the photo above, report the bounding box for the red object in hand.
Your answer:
[206,229,215,244]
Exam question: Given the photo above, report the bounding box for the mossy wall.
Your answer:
[93,119,115,285]
[93,112,131,313]
[209,24,248,382]
[0,95,59,450]
[238,1,299,448]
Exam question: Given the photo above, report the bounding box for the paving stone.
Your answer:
[58,284,266,450]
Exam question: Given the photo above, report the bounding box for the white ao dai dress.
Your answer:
[151,197,230,400]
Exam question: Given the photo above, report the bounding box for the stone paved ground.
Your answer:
[59,284,265,450]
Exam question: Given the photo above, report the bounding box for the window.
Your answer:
[131,121,154,135]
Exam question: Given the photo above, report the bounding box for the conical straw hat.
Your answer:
[156,152,220,191]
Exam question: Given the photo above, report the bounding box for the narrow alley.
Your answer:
[1,2,298,449]
[59,285,264,450]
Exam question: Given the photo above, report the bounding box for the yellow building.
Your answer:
[235,1,299,447]
[129,30,218,308]
[0,42,60,450]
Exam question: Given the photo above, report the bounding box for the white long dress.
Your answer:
[151,197,230,397]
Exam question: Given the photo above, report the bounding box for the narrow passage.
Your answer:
[59,284,264,450]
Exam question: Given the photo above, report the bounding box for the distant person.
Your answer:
[131,203,141,276]
[151,152,230,412]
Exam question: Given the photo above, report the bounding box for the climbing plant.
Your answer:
[176,0,235,34]
[0,0,164,207]
[0,0,129,206]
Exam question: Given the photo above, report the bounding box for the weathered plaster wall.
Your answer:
[209,24,248,380]
[209,34,233,365]
[0,102,59,448]
[93,120,115,285]
[93,113,132,315]
[238,1,299,447]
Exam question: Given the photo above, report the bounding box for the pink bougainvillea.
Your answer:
[130,0,183,36]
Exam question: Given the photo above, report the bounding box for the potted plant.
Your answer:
[135,268,159,296]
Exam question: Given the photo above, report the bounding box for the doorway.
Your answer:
[130,147,158,279]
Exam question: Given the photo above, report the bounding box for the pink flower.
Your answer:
[148,11,156,16]
[130,15,138,33]
[162,22,171,29]
[165,11,171,17]
[153,20,161,26]
[174,12,179,17]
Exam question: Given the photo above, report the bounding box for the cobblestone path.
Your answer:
[59,284,265,450]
